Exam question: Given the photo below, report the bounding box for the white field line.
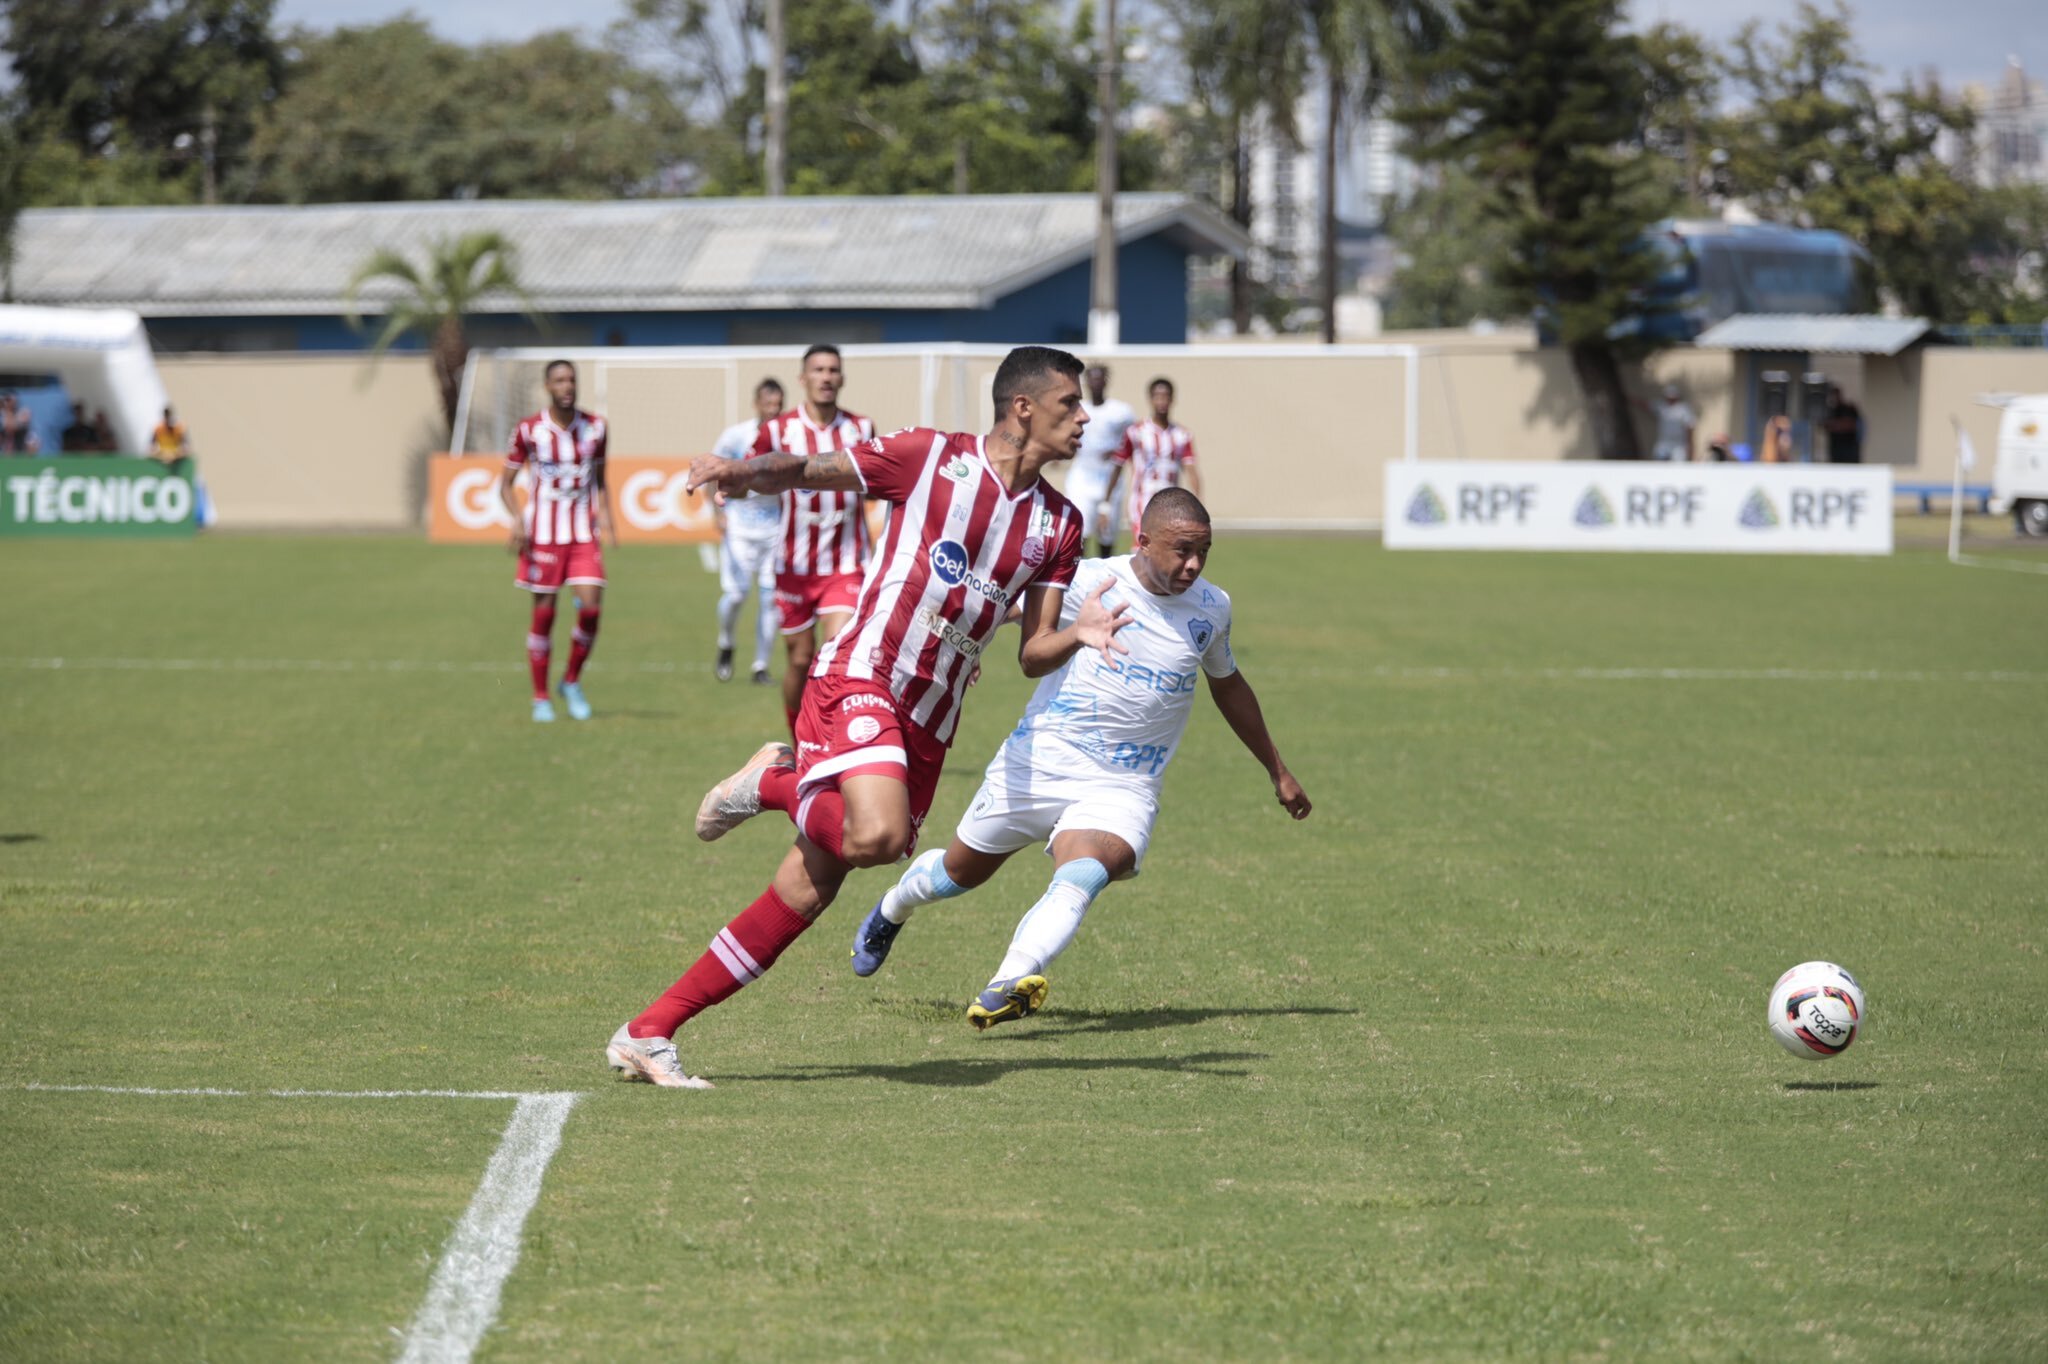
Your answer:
[19,1084,582,1364]
[397,1092,580,1364]
[3,656,2045,684]
[1951,552,2048,577]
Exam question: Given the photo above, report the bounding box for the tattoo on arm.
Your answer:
[803,450,857,485]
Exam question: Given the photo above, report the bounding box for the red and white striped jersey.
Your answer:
[506,409,608,546]
[750,406,877,577]
[1117,420,1197,525]
[814,429,1085,743]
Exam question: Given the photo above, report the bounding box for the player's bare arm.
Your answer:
[686,449,864,501]
[497,462,527,554]
[1017,581,1131,678]
[1206,670,1311,819]
[594,458,620,548]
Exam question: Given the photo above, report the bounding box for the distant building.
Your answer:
[11,195,1247,353]
[1244,80,1415,305]
[1962,59,2048,186]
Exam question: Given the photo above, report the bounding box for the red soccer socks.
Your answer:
[629,885,813,1038]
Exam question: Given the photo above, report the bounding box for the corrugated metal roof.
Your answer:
[10,194,1248,318]
[1693,314,1931,355]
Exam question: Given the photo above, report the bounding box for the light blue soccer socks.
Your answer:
[877,847,968,926]
[990,857,1109,983]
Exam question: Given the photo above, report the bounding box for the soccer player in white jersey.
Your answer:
[849,487,1310,1027]
[497,359,614,723]
[604,346,1132,1089]
[1113,377,1202,547]
[712,376,785,685]
[1071,363,1138,558]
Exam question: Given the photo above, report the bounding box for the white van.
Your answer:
[1993,394,2048,537]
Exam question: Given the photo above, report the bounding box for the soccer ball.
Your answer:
[1767,961,1866,1060]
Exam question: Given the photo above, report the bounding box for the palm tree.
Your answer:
[345,231,536,432]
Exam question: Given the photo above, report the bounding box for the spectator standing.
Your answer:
[1,393,39,454]
[1821,386,1863,464]
[90,412,116,452]
[1762,414,1795,463]
[1651,384,1695,462]
[60,403,97,453]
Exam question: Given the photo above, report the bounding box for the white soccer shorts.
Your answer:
[1065,468,1120,545]
[954,764,1157,875]
[719,526,778,597]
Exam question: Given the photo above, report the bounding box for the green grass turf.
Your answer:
[1,533,2044,1361]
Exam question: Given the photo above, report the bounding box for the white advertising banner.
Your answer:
[1383,461,1893,554]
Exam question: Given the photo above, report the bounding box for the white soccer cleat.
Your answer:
[694,740,795,842]
[606,1023,714,1090]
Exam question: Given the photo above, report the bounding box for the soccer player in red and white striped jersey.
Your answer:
[749,344,878,734]
[606,346,1133,1089]
[497,359,615,723]
[1112,376,1203,547]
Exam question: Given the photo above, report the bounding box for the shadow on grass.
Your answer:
[0,833,42,845]
[591,710,680,722]
[724,1050,1267,1088]
[903,1003,1361,1037]
[1783,1081,1881,1092]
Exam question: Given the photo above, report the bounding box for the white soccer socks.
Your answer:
[878,846,968,925]
[991,857,1111,983]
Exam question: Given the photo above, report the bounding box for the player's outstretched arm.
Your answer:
[1206,670,1310,820]
[685,449,865,501]
[497,462,527,555]
[1017,582,1131,678]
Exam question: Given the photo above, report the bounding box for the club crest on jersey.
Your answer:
[1020,537,1047,566]
[1186,616,1215,651]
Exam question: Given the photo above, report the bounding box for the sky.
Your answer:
[273,1,2046,94]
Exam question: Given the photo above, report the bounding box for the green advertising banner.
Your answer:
[0,457,196,537]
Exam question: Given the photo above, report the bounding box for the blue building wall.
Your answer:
[142,236,1196,353]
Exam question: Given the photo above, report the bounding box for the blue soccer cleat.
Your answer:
[850,901,904,977]
[560,680,592,721]
[532,698,557,723]
[967,975,1048,1030]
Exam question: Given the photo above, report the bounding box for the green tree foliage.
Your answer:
[345,232,537,430]
[1382,165,1515,328]
[1712,1,2042,323]
[243,20,685,202]
[1404,0,1670,457]
[1635,20,1720,212]
[1,0,284,204]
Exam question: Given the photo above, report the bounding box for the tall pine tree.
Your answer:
[1406,0,1667,457]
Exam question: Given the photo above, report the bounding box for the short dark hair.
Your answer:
[1149,376,1175,398]
[1142,486,1209,530]
[992,345,1083,412]
[544,358,576,378]
[801,344,841,365]
[755,377,784,397]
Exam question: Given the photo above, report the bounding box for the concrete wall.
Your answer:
[164,342,2048,531]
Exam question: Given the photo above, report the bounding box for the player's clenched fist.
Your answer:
[1273,769,1311,820]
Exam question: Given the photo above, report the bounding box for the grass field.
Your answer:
[2,532,2045,1362]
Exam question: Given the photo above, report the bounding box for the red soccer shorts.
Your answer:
[793,675,949,851]
[774,570,864,634]
[516,540,606,593]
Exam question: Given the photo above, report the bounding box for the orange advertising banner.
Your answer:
[426,454,721,544]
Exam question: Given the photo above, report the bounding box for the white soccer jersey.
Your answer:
[1073,398,1137,483]
[993,555,1235,789]
[714,418,781,534]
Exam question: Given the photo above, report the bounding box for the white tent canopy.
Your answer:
[0,305,169,454]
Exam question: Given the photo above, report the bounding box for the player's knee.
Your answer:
[840,823,910,868]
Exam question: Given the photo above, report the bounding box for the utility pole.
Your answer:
[200,103,218,207]
[1087,0,1120,350]
[765,0,787,196]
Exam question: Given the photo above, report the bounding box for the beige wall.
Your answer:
[167,342,2048,531]
[160,353,444,529]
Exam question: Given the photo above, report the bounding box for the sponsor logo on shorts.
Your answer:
[839,693,891,713]
[928,539,1010,605]
[918,607,983,659]
[799,740,830,754]
[532,550,559,564]
[846,715,884,744]
[1020,537,1047,566]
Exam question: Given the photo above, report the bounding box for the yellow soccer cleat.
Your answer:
[967,975,1049,1031]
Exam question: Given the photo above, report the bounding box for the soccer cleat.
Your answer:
[531,698,556,723]
[716,647,735,682]
[560,680,592,721]
[967,975,1049,1031]
[850,901,903,977]
[750,666,773,686]
[606,1023,713,1090]
[694,740,795,842]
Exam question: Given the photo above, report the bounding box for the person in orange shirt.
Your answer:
[150,407,192,472]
